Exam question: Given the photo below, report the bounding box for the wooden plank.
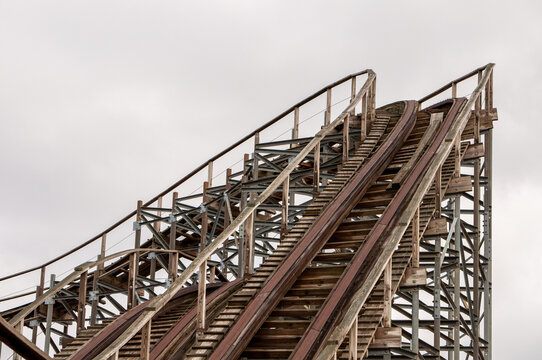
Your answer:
[424,217,447,236]
[0,316,51,360]
[399,267,427,287]
[369,327,401,349]
[383,260,392,327]
[463,143,484,160]
[445,176,472,195]
[140,320,151,360]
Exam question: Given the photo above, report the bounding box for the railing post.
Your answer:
[325,88,332,125]
[140,320,152,360]
[77,270,88,334]
[127,253,136,310]
[434,166,442,217]
[452,82,457,98]
[313,141,320,196]
[169,192,179,281]
[453,195,461,360]
[31,266,46,344]
[207,161,214,187]
[133,200,142,306]
[342,114,350,164]
[243,212,255,276]
[349,315,358,359]
[44,274,55,355]
[370,78,376,128]
[383,259,392,328]
[281,177,289,238]
[292,106,299,148]
[361,92,367,141]
[197,182,209,338]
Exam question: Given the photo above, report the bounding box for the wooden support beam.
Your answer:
[349,316,358,359]
[140,320,151,360]
[452,82,457,98]
[342,114,350,164]
[325,88,332,125]
[425,217,448,236]
[244,212,255,275]
[281,177,289,237]
[383,259,392,328]
[361,93,367,141]
[207,161,213,187]
[127,253,136,310]
[133,200,142,306]
[44,274,55,355]
[32,266,46,343]
[169,192,179,280]
[446,176,472,195]
[313,141,320,196]
[464,142,484,160]
[0,316,51,360]
[434,166,442,217]
[370,328,401,349]
[77,271,88,334]
[292,107,299,147]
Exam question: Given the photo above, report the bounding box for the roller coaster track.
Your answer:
[0,64,497,360]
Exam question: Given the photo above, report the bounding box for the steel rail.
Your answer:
[91,71,376,360]
[0,69,370,282]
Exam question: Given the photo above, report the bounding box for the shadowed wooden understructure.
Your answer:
[0,64,496,360]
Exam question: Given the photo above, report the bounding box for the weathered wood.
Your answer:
[464,142,484,160]
[140,320,151,360]
[325,88,332,125]
[425,217,448,236]
[76,271,88,334]
[197,182,209,338]
[343,114,350,164]
[383,260,392,327]
[127,253,136,310]
[349,316,358,359]
[313,142,321,196]
[281,177,289,237]
[399,267,427,287]
[169,192,179,280]
[445,176,472,195]
[370,328,401,348]
[0,316,51,360]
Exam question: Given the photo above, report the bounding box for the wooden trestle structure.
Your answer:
[0,64,497,360]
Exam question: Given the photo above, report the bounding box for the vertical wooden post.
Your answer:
[370,79,376,127]
[454,136,461,178]
[169,192,179,280]
[292,107,299,148]
[325,88,332,125]
[133,200,142,306]
[452,82,457,98]
[313,141,320,196]
[253,133,260,184]
[281,177,289,238]
[150,197,160,288]
[434,166,442,217]
[349,316,358,360]
[91,234,106,325]
[383,259,392,328]
[44,274,55,355]
[351,77,357,103]
[207,161,213,187]
[31,266,46,343]
[244,212,255,276]
[77,271,88,334]
[223,168,232,275]
[197,182,209,338]
[361,92,367,142]
[140,320,152,360]
[342,114,350,165]
[210,266,216,283]
[127,253,136,310]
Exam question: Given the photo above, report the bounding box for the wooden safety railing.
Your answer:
[315,63,495,360]
[88,71,377,360]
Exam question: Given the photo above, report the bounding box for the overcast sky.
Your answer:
[1,1,541,359]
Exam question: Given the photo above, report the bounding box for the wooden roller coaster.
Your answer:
[0,64,497,360]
